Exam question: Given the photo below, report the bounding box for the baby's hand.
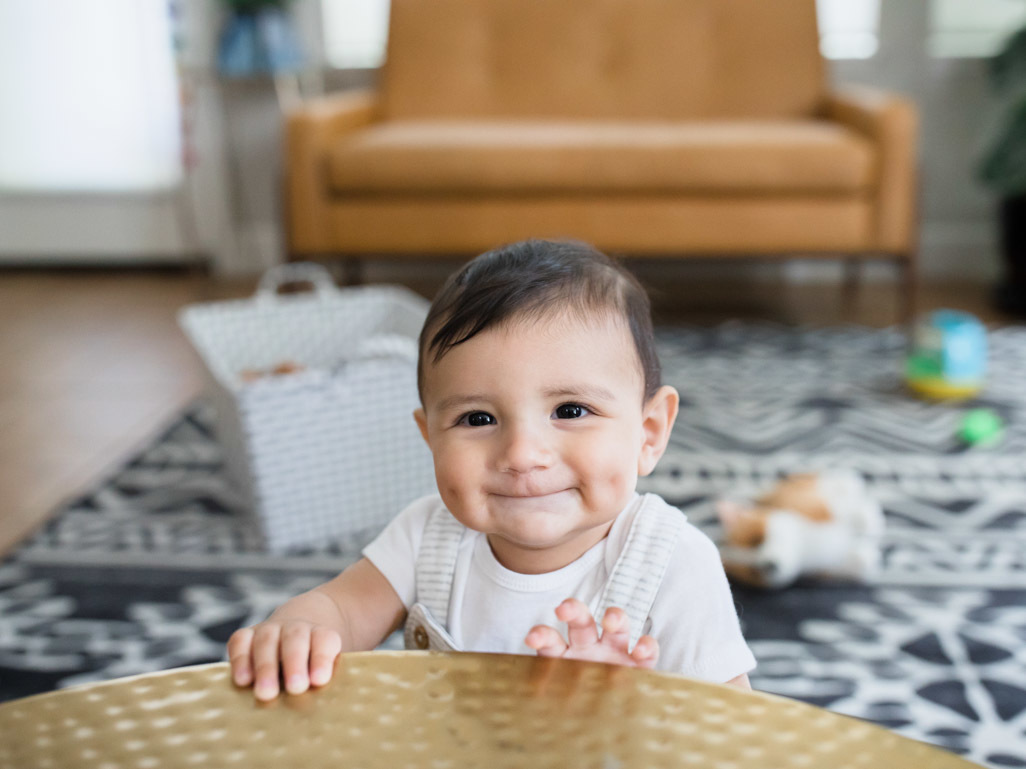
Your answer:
[227,620,342,701]
[524,598,659,669]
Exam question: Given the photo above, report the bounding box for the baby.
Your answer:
[228,239,755,700]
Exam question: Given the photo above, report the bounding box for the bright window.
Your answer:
[322,0,390,69]
[816,0,881,59]
[0,0,182,193]
[930,0,1026,58]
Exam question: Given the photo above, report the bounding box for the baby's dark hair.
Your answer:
[418,239,661,401]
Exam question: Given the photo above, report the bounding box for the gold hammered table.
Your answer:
[0,652,981,769]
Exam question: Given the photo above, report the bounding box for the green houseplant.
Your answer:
[978,25,1026,314]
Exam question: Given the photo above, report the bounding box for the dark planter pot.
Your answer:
[995,194,1026,315]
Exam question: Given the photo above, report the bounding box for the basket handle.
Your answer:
[256,262,338,302]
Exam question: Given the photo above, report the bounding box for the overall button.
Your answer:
[413,626,430,649]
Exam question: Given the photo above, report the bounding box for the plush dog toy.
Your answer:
[716,470,885,589]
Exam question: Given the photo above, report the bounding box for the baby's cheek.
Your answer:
[435,460,485,522]
[437,467,471,501]
[584,460,635,502]
[432,462,462,501]
[434,447,471,485]
[606,469,636,497]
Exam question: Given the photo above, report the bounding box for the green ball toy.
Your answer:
[959,409,1004,447]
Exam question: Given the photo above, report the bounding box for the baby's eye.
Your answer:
[554,403,589,420]
[459,411,496,427]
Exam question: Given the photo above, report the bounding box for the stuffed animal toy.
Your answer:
[716,470,885,589]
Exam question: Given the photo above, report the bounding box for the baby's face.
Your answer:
[415,311,675,574]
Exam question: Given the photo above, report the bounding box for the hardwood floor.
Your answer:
[0,265,1018,556]
[0,268,250,556]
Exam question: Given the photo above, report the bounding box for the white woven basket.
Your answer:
[178,263,436,552]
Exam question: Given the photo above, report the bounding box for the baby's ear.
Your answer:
[413,407,430,445]
[637,385,679,476]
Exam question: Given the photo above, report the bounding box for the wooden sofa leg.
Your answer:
[341,257,365,286]
[322,257,366,286]
[842,258,861,309]
[897,255,918,333]
[346,259,367,287]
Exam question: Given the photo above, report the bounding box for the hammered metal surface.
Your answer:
[0,652,981,768]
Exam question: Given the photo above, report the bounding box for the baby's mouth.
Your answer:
[492,488,573,502]
[496,485,564,496]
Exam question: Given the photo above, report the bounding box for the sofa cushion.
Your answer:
[327,121,876,195]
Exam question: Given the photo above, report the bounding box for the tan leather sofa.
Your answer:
[286,0,919,315]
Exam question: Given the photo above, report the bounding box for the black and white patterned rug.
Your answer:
[3,323,1025,767]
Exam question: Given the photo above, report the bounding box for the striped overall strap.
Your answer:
[594,495,685,649]
[413,505,467,628]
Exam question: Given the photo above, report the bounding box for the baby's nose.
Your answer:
[499,423,553,474]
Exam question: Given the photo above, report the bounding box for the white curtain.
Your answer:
[0,0,181,192]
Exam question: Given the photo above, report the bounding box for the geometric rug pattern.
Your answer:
[2,323,1025,768]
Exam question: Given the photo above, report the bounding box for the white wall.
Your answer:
[828,1,1002,282]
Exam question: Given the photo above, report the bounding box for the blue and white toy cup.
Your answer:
[905,310,987,399]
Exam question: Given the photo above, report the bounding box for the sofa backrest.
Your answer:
[381,0,826,120]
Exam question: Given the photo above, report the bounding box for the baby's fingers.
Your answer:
[599,608,631,655]
[525,625,568,657]
[280,623,313,695]
[227,627,255,687]
[309,627,343,687]
[556,598,600,649]
[630,635,660,669]
[251,624,284,701]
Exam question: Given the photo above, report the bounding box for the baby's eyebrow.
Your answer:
[433,386,616,412]
[434,393,490,413]
[544,385,616,402]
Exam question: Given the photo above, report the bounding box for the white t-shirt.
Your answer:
[363,493,756,683]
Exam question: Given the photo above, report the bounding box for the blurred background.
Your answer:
[2,0,1025,593]
[2,7,1026,766]
[2,0,1019,276]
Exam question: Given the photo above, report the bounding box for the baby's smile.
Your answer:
[490,480,573,498]
[490,488,576,510]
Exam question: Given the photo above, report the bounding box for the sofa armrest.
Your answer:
[284,89,380,254]
[824,85,919,254]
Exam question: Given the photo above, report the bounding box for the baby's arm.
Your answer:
[227,557,405,701]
